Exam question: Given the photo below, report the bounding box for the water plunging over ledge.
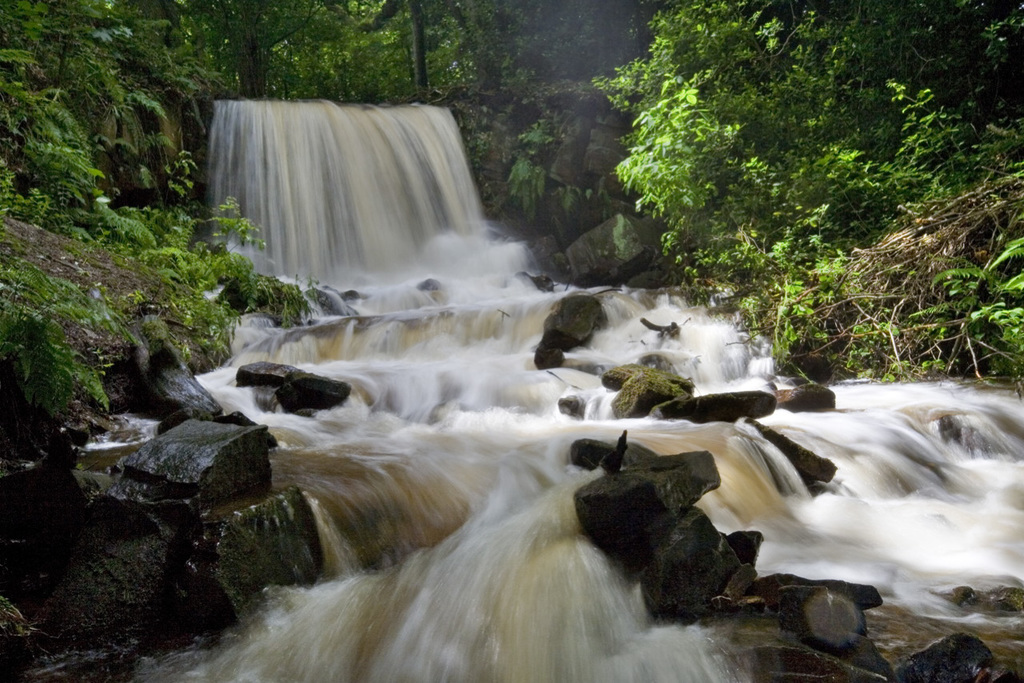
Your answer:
[129,101,1024,680]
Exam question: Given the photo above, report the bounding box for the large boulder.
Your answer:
[40,496,194,639]
[177,486,323,622]
[132,316,222,417]
[652,391,777,423]
[574,473,675,572]
[0,466,87,596]
[538,293,607,352]
[275,371,352,413]
[109,419,272,509]
[749,420,838,487]
[565,214,657,286]
[639,507,742,621]
[601,364,695,419]
[623,449,722,513]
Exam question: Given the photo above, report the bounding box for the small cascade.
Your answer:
[208,101,486,281]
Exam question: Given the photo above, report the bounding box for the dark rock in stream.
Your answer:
[748,420,838,487]
[651,390,777,423]
[539,293,607,352]
[896,633,994,683]
[569,437,659,470]
[564,214,657,287]
[778,585,868,653]
[275,371,352,413]
[310,286,359,316]
[236,361,301,388]
[534,345,564,370]
[601,364,695,419]
[558,395,585,419]
[726,530,764,566]
[775,382,836,412]
[748,574,883,612]
[640,507,742,621]
[109,419,272,510]
[176,486,323,623]
[132,316,222,418]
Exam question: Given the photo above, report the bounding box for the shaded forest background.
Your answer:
[2,0,1024,433]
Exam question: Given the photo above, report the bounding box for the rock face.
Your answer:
[110,419,272,509]
[275,371,352,413]
[132,316,222,417]
[564,214,657,286]
[601,364,695,419]
[651,391,777,423]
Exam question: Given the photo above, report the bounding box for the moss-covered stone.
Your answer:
[601,364,694,419]
[215,486,323,616]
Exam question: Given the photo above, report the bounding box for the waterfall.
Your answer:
[207,100,486,281]
[123,102,1024,680]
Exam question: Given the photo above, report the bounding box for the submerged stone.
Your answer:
[896,633,994,683]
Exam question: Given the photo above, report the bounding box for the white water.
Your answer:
[142,103,1024,679]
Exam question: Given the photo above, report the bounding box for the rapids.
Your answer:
[139,101,1024,679]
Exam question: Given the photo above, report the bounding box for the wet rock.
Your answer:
[109,419,272,509]
[236,361,301,388]
[156,407,214,434]
[720,563,759,605]
[895,633,993,683]
[574,473,674,572]
[309,286,359,316]
[748,574,883,612]
[558,395,585,419]
[637,352,676,373]
[749,420,838,486]
[601,364,695,419]
[212,486,323,616]
[779,585,867,653]
[727,530,765,566]
[534,346,564,370]
[945,585,978,607]
[133,316,222,418]
[0,466,87,596]
[565,214,656,287]
[516,271,555,292]
[40,496,195,639]
[569,437,660,470]
[623,449,721,513]
[215,411,278,448]
[539,293,607,351]
[640,507,742,621]
[417,278,442,292]
[746,644,891,683]
[652,391,777,423]
[776,383,836,412]
[275,371,352,413]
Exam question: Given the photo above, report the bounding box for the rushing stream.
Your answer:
[118,101,1024,678]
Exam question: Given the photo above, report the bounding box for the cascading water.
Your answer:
[138,101,1024,680]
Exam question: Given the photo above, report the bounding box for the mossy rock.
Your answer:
[601,364,695,419]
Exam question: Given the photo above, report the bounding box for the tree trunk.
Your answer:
[409,0,428,91]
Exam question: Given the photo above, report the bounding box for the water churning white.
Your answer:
[142,102,1024,680]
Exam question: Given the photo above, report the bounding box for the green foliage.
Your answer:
[0,262,122,414]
